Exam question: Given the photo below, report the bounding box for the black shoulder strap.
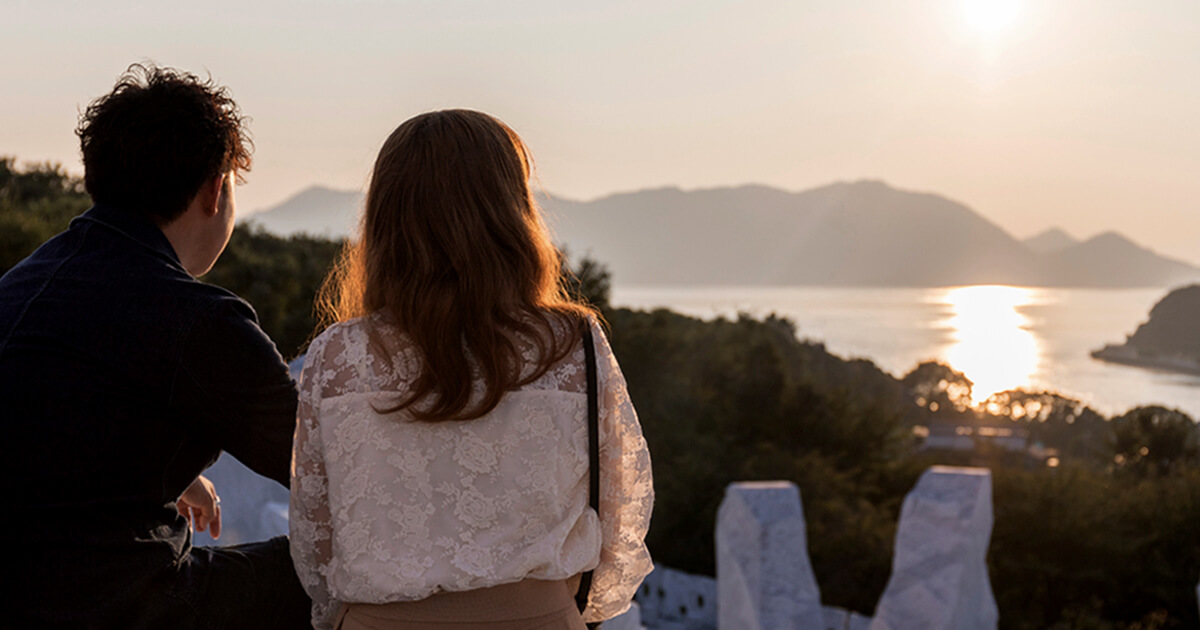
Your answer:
[575,322,600,617]
[583,324,600,514]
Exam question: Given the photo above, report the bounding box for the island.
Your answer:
[1092,284,1200,375]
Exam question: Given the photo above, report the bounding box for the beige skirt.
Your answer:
[334,579,587,630]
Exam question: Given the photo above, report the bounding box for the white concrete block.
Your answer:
[822,605,848,630]
[847,613,872,630]
[869,466,998,630]
[637,565,716,628]
[716,481,824,630]
[604,601,645,630]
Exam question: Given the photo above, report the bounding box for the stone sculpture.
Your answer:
[716,481,824,630]
[869,466,998,630]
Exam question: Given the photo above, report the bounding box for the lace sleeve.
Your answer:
[583,320,655,623]
[289,331,340,630]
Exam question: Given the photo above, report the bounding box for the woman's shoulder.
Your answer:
[309,312,400,352]
[306,317,360,357]
[302,314,416,398]
[305,313,415,376]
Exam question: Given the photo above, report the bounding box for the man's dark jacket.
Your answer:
[0,203,301,626]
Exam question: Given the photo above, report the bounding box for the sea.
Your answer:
[611,285,1200,420]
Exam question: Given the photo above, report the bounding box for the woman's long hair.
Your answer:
[317,110,595,422]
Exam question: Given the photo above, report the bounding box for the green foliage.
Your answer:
[990,467,1200,629]
[982,389,1111,463]
[902,360,975,417]
[0,157,90,276]
[1124,285,1200,361]
[604,307,917,612]
[203,222,342,359]
[1110,406,1200,478]
[559,248,612,312]
[606,312,1200,625]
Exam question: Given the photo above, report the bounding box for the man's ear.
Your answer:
[196,174,225,218]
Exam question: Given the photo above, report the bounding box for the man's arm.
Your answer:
[174,296,299,487]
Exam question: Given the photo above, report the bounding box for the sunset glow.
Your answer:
[941,285,1040,403]
[961,0,1022,35]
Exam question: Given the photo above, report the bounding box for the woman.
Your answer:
[289,110,653,630]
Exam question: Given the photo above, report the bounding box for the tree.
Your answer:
[559,248,611,312]
[982,389,1110,463]
[203,223,343,358]
[0,157,90,276]
[1110,406,1200,477]
[901,361,974,417]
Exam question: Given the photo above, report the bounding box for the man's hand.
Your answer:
[178,474,222,540]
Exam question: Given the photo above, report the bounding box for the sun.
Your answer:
[961,0,1022,35]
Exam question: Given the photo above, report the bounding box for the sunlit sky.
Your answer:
[3,0,1199,263]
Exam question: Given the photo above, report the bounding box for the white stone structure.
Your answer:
[605,602,647,630]
[716,481,824,630]
[821,605,873,630]
[869,466,997,630]
[823,605,849,629]
[637,565,717,629]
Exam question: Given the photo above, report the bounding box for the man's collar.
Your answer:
[74,203,186,270]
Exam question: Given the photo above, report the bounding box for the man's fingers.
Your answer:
[210,503,222,540]
[178,477,221,537]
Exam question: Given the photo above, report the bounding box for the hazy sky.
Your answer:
[4,0,1199,263]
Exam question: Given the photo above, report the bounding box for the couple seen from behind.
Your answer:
[0,64,653,630]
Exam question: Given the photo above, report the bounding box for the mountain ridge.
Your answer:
[1023,228,1079,254]
[244,181,1200,288]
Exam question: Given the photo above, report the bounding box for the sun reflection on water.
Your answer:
[939,285,1041,403]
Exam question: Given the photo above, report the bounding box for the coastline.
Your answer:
[1091,344,1200,377]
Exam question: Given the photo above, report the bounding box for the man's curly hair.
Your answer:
[77,63,252,224]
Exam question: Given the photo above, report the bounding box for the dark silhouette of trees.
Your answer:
[0,158,90,275]
[605,307,917,613]
[559,247,612,313]
[982,389,1110,463]
[1111,406,1200,477]
[901,360,974,417]
[203,223,342,358]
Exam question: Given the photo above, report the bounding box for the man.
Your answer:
[0,64,311,628]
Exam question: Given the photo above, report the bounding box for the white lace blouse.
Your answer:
[289,314,654,629]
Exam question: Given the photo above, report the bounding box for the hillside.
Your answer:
[542,180,1198,287]
[246,186,361,236]
[1046,233,1200,288]
[1023,228,1078,254]
[1093,284,1200,373]
[247,180,1200,288]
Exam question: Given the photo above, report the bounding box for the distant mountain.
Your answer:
[543,180,1047,286]
[1092,284,1200,374]
[249,181,1200,288]
[544,180,1200,287]
[1023,228,1078,254]
[1045,232,1200,288]
[244,186,360,236]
